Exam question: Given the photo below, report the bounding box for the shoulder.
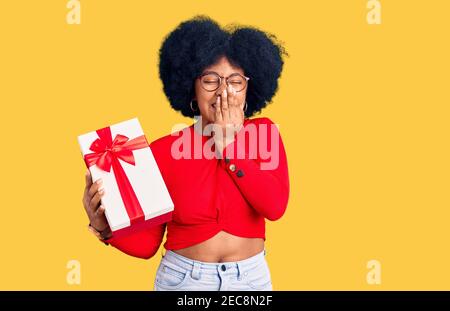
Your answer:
[243,117,281,136]
[245,116,276,126]
[241,117,285,150]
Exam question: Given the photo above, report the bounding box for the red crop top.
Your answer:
[103,117,290,259]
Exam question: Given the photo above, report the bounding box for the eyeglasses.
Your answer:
[198,71,250,92]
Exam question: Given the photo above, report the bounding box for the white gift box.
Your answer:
[78,117,174,238]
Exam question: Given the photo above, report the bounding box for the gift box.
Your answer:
[77,117,174,239]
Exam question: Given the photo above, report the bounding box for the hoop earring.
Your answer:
[244,101,248,112]
[190,100,198,112]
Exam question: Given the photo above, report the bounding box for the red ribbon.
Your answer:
[84,126,149,225]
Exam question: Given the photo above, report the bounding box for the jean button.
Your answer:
[221,264,227,271]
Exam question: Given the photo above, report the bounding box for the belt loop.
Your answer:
[236,262,242,281]
[191,261,202,280]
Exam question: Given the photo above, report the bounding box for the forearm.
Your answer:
[102,224,166,260]
[220,155,289,220]
[216,118,290,221]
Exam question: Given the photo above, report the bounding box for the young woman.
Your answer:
[82,15,289,291]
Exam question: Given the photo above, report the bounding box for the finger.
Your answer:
[88,179,103,198]
[84,169,93,191]
[228,89,239,118]
[221,88,230,123]
[95,204,106,218]
[89,189,104,212]
[228,88,239,123]
[85,169,92,186]
[89,188,105,213]
[214,95,223,123]
[238,109,245,128]
[239,98,245,110]
[235,90,241,108]
[231,99,245,129]
[228,86,237,107]
[230,87,239,108]
[215,82,227,96]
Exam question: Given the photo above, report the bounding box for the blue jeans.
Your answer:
[153,249,273,291]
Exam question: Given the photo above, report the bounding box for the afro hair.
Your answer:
[158,15,288,118]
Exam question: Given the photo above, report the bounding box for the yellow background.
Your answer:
[0,0,449,290]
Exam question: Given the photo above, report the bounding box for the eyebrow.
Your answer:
[201,71,242,77]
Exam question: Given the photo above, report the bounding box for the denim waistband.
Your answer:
[161,249,267,276]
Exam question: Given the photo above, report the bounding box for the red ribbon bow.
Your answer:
[84,126,149,226]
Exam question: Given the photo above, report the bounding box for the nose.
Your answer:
[215,80,228,96]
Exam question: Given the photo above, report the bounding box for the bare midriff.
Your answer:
[172,230,265,263]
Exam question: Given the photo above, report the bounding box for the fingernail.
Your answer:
[99,188,105,194]
[96,179,103,185]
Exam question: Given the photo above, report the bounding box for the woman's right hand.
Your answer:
[212,85,245,155]
[82,169,111,238]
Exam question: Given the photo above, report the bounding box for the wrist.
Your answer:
[88,223,112,242]
[213,125,239,158]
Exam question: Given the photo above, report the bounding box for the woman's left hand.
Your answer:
[212,84,245,154]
